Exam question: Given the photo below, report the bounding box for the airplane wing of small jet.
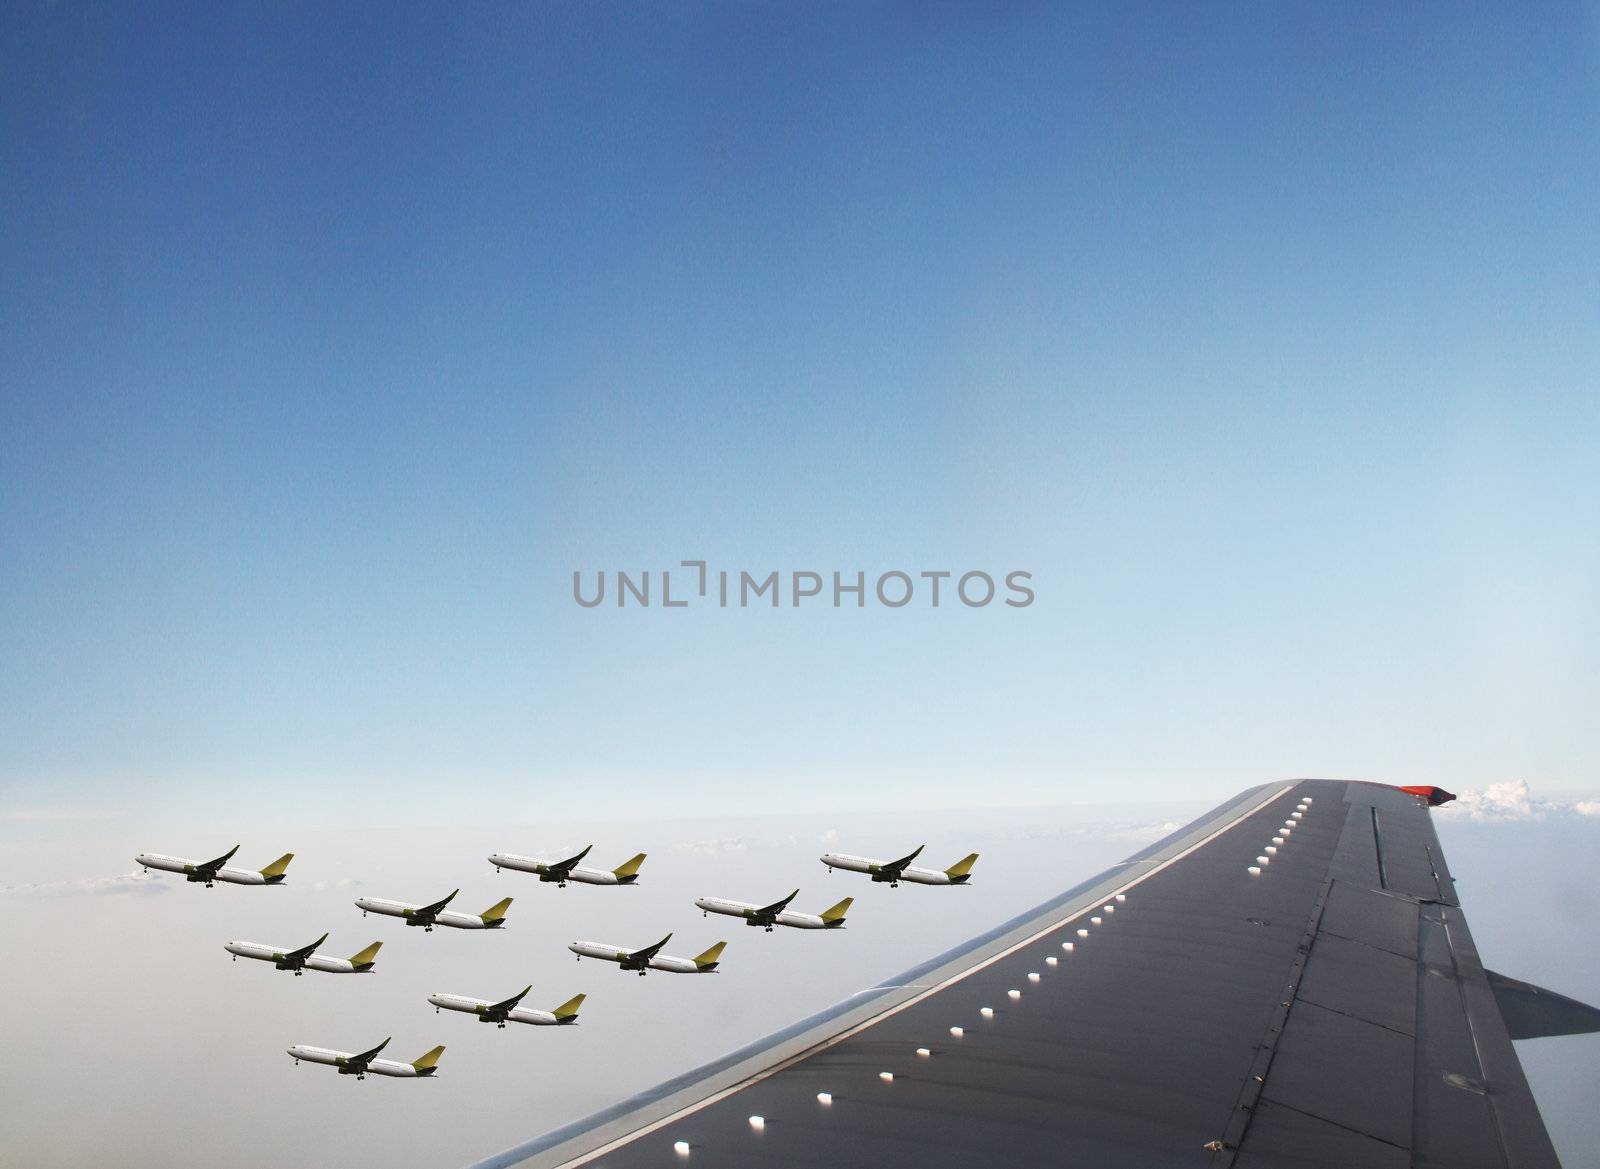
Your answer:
[285,932,329,961]
[880,844,924,876]
[196,844,240,874]
[627,933,673,963]
[754,889,800,917]
[349,1037,390,1067]
[489,985,533,1014]
[417,889,459,918]
[470,780,1599,1169]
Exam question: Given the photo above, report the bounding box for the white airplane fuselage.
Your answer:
[487,854,630,885]
[224,941,367,974]
[819,852,960,885]
[354,898,500,930]
[134,853,274,886]
[285,1045,429,1078]
[568,940,705,974]
[426,994,572,1026]
[693,897,834,929]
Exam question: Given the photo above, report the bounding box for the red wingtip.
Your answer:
[1398,785,1456,806]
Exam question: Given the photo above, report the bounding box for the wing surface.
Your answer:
[471,781,1564,1169]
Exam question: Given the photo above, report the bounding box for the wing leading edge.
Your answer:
[471,780,1582,1169]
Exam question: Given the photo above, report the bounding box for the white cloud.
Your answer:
[1444,780,1600,822]
[0,870,169,898]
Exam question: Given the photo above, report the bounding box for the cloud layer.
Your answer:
[1442,780,1600,823]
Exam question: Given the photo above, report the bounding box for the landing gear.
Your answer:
[497,1022,506,1029]
[293,969,303,977]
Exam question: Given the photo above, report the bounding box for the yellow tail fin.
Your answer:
[944,853,979,879]
[348,941,382,967]
[552,993,585,1020]
[411,1045,445,1071]
[258,853,294,879]
[693,941,727,969]
[611,853,647,880]
[820,896,853,923]
[480,897,513,923]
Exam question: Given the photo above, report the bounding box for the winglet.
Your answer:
[259,853,294,881]
[552,993,585,1021]
[944,853,979,881]
[612,853,647,882]
[1398,785,1456,806]
[820,896,853,924]
[693,941,727,970]
[479,897,513,924]
[411,1045,445,1073]
[348,941,383,969]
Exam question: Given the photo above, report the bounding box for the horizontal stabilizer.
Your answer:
[1486,969,1600,1039]
[612,853,647,881]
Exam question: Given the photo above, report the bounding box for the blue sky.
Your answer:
[3,4,1599,826]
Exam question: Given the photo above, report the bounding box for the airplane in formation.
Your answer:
[427,986,586,1028]
[224,933,382,975]
[487,845,647,886]
[569,933,726,975]
[694,889,854,931]
[286,1037,444,1080]
[134,845,295,887]
[354,889,512,931]
[818,844,978,886]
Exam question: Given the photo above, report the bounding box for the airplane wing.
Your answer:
[550,845,594,874]
[490,985,534,1014]
[755,889,800,917]
[418,889,459,917]
[626,933,673,963]
[469,780,1585,1169]
[881,844,924,874]
[350,1037,390,1066]
[197,844,240,872]
[285,932,329,961]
